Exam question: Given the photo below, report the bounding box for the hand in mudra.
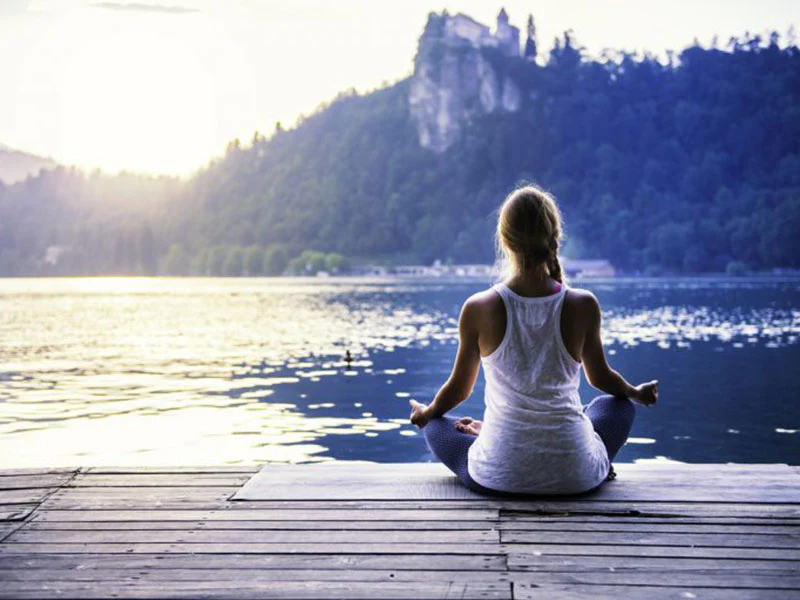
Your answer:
[455,416,482,436]
[634,380,659,407]
[409,400,431,428]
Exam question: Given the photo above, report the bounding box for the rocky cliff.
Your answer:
[409,12,527,153]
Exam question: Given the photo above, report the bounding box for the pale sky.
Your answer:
[1,0,797,176]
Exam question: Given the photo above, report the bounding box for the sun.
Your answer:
[23,5,260,175]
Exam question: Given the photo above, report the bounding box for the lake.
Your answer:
[1,276,798,468]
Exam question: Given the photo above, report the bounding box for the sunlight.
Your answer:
[52,8,258,174]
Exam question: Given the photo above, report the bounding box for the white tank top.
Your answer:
[467,281,610,494]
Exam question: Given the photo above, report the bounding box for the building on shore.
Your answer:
[349,259,615,278]
[562,259,616,278]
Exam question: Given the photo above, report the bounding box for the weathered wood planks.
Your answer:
[0,463,797,600]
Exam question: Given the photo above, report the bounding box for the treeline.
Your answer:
[0,23,798,276]
[161,244,350,276]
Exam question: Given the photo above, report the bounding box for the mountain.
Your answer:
[0,143,58,184]
[0,10,798,276]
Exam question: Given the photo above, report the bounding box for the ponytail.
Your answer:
[547,254,565,284]
[546,238,566,284]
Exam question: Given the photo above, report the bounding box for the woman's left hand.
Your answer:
[456,416,482,435]
[409,399,432,428]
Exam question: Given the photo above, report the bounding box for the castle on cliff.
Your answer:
[409,9,539,153]
[443,8,537,60]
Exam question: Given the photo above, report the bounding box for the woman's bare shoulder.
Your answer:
[564,286,601,320]
[462,288,504,318]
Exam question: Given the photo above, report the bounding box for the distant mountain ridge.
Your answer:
[0,142,58,184]
[0,10,798,276]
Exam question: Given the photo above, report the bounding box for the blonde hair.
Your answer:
[494,184,566,283]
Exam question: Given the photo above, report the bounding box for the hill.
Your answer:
[0,143,58,185]
[1,10,798,276]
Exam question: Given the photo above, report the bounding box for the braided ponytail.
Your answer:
[546,238,566,284]
[547,254,565,284]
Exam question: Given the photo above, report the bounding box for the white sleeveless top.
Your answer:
[467,282,610,494]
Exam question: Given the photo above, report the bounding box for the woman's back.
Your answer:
[466,281,610,494]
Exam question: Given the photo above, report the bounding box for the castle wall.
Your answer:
[444,14,491,47]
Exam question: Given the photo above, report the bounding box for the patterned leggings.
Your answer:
[421,394,636,495]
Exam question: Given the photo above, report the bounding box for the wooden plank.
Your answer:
[235,485,800,503]
[513,583,795,600]
[33,494,800,517]
[225,500,800,514]
[0,474,74,490]
[45,488,237,499]
[501,521,799,534]
[507,554,800,572]
[502,515,800,526]
[38,497,800,515]
[511,571,800,589]
[0,489,51,505]
[83,466,260,474]
[235,463,485,501]
[40,488,235,509]
[0,505,37,521]
[612,463,795,475]
[0,568,511,583]
[6,529,499,544]
[22,519,799,534]
[0,469,78,476]
[32,508,500,522]
[40,499,234,510]
[24,519,498,531]
[0,543,504,555]
[0,580,511,600]
[497,503,800,518]
[68,474,252,488]
[0,523,22,542]
[0,552,508,571]
[233,463,800,502]
[503,543,800,560]
[502,530,800,548]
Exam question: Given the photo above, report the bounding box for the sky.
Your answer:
[1,0,798,176]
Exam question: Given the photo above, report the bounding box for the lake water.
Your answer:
[1,277,798,468]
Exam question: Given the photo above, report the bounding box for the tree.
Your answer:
[288,250,327,275]
[244,245,264,275]
[223,247,245,276]
[138,224,158,275]
[207,246,227,276]
[324,252,350,273]
[163,243,189,275]
[263,245,289,275]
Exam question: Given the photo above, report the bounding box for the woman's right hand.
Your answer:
[633,380,659,406]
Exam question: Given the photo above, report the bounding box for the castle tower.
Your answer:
[524,14,537,61]
[495,8,520,57]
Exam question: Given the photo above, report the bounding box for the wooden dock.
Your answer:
[0,463,798,599]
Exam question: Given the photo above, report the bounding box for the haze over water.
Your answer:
[1,276,798,467]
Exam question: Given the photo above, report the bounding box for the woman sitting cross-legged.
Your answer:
[409,184,659,496]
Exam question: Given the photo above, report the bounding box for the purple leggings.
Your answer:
[421,394,636,495]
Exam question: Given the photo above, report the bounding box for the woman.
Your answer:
[409,185,658,496]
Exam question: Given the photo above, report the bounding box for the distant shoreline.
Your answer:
[0,273,798,281]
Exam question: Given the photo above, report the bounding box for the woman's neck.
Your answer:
[506,269,561,298]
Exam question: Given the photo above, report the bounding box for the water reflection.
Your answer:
[0,277,798,467]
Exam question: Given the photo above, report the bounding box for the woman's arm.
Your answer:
[581,293,658,406]
[410,298,482,427]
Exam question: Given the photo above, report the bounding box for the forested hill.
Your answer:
[1,12,799,276]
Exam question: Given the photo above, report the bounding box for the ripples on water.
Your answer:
[1,277,798,467]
